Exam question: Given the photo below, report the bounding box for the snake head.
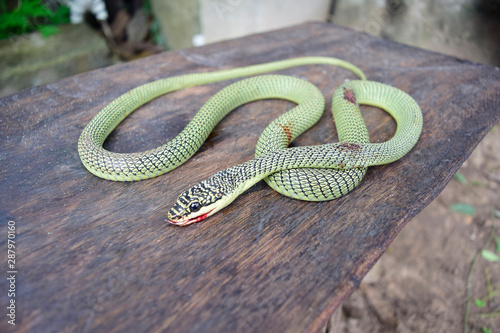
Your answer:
[167,171,237,226]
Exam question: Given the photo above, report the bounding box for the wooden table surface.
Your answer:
[1,22,499,333]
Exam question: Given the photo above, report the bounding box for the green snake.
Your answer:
[78,57,423,226]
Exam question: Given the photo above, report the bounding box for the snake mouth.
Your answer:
[167,210,213,226]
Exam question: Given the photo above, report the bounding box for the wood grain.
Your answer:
[0,22,499,333]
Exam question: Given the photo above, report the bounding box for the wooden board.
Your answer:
[1,22,499,332]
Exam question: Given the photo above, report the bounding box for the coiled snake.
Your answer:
[78,57,423,226]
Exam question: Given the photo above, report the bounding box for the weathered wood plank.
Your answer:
[0,22,499,332]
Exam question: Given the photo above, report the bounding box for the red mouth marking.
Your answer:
[168,210,212,226]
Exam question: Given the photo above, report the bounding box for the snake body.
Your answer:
[77,57,423,226]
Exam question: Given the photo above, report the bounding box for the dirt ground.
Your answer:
[331,126,500,332]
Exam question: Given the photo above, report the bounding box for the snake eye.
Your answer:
[189,202,201,212]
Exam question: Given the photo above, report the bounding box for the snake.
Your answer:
[78,57,423,226]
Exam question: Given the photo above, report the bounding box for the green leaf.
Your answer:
[481,250,500,262]
[450,203,476,216]
[49,5,70,25]
[482,327,492,333]
[495,237,500,253]
[475,298,486,308]
[37,25,59,38]
[0,0,69,40]
[454,172,466,185]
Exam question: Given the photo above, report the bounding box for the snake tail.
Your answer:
[78,57,365,181]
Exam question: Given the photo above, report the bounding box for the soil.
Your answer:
[332,126,500,332]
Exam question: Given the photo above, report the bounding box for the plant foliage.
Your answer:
[0,0,70,39]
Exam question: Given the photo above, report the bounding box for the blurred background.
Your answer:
[1,0,499,97]
[1,1,499,332]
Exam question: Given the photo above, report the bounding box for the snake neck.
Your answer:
[167,143,373,225]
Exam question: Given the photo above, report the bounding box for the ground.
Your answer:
[332,126,500,332]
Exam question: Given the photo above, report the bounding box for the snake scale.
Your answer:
[78,57,423,226]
